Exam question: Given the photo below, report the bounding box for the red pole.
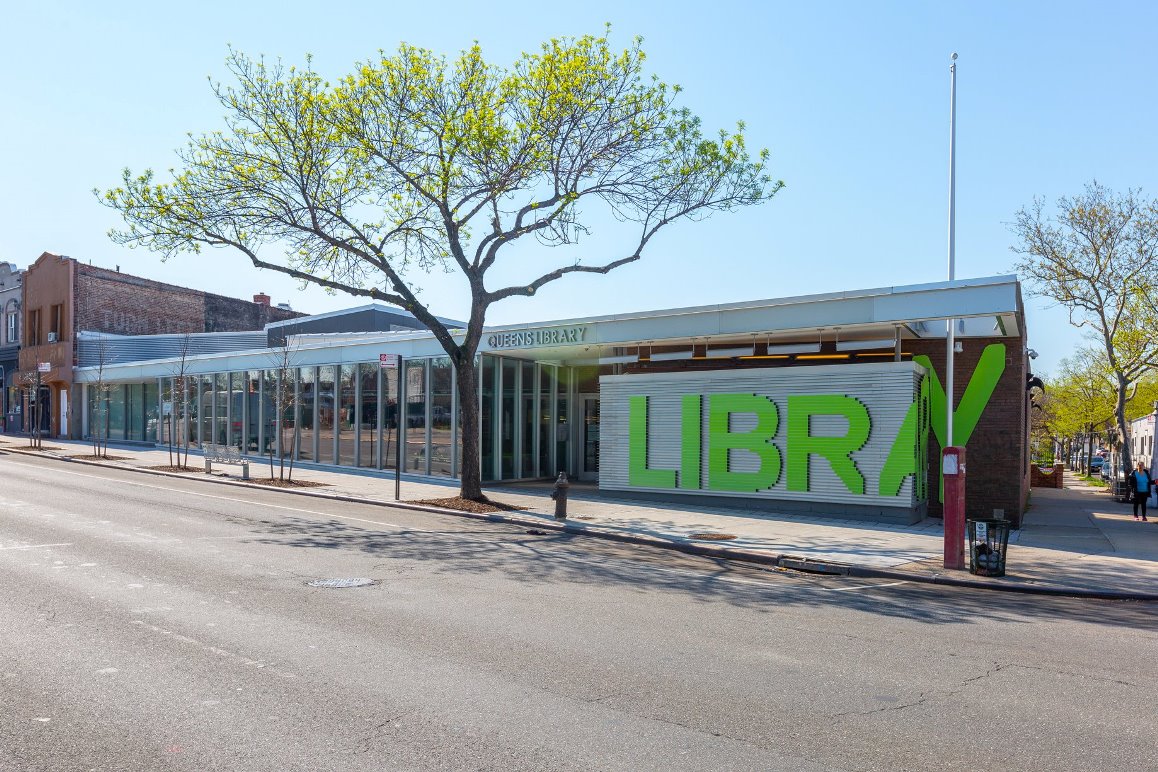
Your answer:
[943,446,966,570]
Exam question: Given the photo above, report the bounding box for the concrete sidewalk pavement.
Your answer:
[2,437,1156,600]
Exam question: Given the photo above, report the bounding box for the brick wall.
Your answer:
[75,266,300,336]
[1031,463,1064,489]
[910,335,1029,526]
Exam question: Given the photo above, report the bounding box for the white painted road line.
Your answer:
[0,542,74,551]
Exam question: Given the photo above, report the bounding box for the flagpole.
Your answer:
[942,51,965,570]
[946,52,957,447]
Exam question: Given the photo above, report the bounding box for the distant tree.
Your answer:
[1043,349,1116,470]
[100,30,782,500]
[1011,182,1158,476]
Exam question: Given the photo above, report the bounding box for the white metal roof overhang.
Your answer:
[74,274,1024,382]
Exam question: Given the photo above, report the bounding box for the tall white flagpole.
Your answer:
[946,52,958,447]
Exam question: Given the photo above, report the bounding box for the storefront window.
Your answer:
[107,384,126,441]
[520,361,535,477]
[338,364,356,466]
[142,381,159,443]
[318,366,336,464]
[381,364,399,470]
[539,365,555,476]
[405,359,427,473]
[430,357,453,476]
[357,364,378,468]
[213,374,228,445]
[298,367,316,461]
[260,370,277,456]
[556,367,571,476]
[481,357,495,482]
[198,375,213,447]
[245,370,261,453]
[501,359,516,478]
[229,372,245,450]
[160,378,175,446]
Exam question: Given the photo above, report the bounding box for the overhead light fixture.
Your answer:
[765,342,821,355]
[649,349,695,361]
[597,354,638,365]
[705,346,755,358]
[836,338,896,352]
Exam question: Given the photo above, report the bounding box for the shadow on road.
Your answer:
[239,513,1158,630]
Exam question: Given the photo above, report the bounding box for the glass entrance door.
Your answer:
[579,394,599,482]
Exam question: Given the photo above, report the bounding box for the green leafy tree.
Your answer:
[1042,349,1116,468]
[99,31,781,500]
[1012,182,1158,476]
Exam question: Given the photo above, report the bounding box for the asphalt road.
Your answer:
[1,452,1155,772]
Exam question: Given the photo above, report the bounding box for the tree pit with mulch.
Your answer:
[688,532,738,541]
[69,454,132,461]
[16,445,63,452]
[144,464,203,473]
[411,496,530,514]
[246,478,330,488]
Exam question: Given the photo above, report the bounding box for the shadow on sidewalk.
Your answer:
[238,513,1156,630]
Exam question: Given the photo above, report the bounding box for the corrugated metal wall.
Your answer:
[77,332,268,368]
[600,362,923,510]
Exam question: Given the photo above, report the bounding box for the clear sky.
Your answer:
[3,1,1155,377]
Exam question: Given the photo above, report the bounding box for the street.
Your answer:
[1,453,1155,771]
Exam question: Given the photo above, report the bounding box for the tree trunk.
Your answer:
[455,355,483,501]
[1116,374,1132,476]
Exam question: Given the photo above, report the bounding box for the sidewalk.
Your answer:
[2,437,1156,600]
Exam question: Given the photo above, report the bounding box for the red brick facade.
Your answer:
[909,335,1030,527]
[18,252,302,437]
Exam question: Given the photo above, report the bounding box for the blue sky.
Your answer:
[3,1,1154,377]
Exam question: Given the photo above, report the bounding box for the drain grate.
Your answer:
[526,529,549,536]
[306,578,378,589]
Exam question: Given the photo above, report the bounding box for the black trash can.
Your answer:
[967,518,1011,577]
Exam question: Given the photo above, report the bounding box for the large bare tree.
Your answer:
[100,31,781,499]
[1012,182,1158,477]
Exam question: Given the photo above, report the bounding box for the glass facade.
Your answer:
[430,357,453,477]
[404,359,426,474]
[80,354,574,483]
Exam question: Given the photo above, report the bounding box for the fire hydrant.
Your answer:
[550,472,570,520]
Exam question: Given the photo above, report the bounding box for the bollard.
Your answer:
[550,471,570,520]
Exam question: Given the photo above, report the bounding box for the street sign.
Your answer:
[379,353,399,369]
[162,401,173,416]
[37,362,51,373]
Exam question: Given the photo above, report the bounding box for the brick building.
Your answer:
[0,262,22,430]
[16,252,301,438]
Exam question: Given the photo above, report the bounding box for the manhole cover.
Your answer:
[526,529,549,536]
[306,578,378,589]
[689,532,737,541]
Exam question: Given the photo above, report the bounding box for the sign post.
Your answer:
[943,446,966,570]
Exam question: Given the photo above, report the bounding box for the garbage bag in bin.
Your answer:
[967,518,1011,577]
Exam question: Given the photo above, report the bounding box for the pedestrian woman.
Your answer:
[1130,461,1153,521]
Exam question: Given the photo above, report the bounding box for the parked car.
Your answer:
[1089,456,1105,473]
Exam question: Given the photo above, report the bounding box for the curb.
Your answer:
[4,445,1156,602]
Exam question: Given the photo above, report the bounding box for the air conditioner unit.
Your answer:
[46,332,57,343]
